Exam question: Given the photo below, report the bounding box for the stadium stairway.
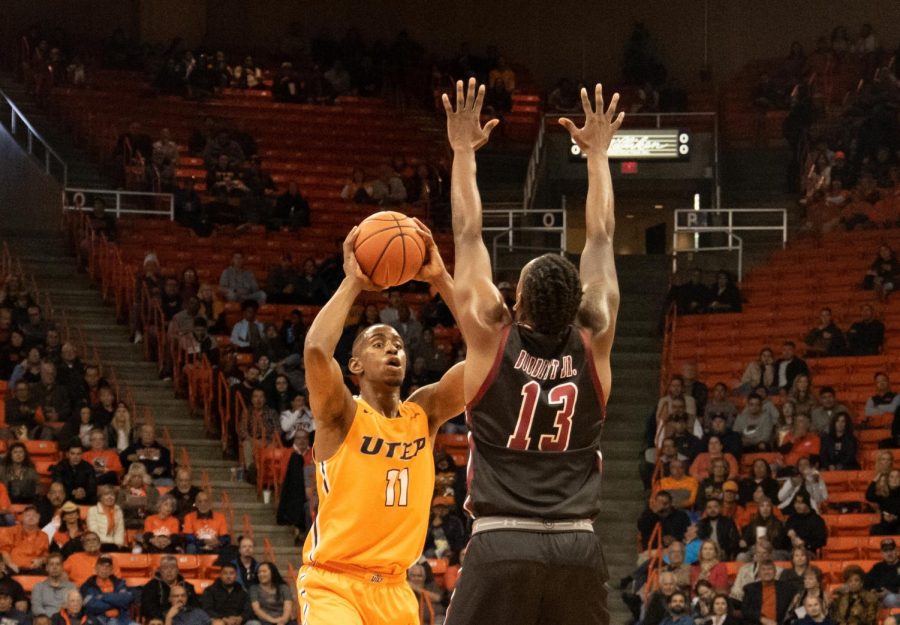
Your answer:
[595,254,669,624]
[1,230,299,567]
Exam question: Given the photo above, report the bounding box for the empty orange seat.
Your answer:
[822,536,862,560]
[111,553,150,577]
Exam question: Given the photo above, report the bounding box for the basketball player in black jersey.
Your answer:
[441,79,624,625]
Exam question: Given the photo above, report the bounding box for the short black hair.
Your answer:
[819,386,835,395]
[519,254,582,336]
[747,393,762,403]
[241,299,259,312]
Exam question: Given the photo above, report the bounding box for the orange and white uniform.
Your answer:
[298,398,433,625]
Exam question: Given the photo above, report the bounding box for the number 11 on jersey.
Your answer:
[385,468,409,506]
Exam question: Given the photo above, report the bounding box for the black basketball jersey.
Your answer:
[464,323,606,520]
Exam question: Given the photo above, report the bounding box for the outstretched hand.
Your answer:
[442,78,499,152]
[342,226,382,292]
[559,84,625,158]
[411,218,447,284]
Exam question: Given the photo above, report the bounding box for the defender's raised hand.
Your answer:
[559,84,625,158]
[442,78,499,153]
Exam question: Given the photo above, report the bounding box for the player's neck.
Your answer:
[361,385,402,418]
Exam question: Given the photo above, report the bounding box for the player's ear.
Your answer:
[348,356,363,376]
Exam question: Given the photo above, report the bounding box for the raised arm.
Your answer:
[559,84,624,398]
[303,228,377,454]
[443,79,510,398]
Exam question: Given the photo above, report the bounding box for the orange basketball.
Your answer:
[353,211,426,287]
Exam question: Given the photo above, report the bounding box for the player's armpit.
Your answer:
[409,361,466,436]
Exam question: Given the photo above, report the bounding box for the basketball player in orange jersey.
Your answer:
[297,220,466,625]
[441,79,623,624]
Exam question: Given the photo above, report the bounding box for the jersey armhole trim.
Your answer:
[465,324,512,412]
[579,327,608,411]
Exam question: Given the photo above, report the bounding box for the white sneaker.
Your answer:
[133,332,143,344]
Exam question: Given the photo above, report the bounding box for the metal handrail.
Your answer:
[0,88,68,187]
[63,187,175,221]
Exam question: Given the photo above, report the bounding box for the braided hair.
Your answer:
[519,253,582,336]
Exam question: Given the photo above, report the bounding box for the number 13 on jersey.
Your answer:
[507,381,579,451]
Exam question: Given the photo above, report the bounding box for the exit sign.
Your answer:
[621,161,638,174]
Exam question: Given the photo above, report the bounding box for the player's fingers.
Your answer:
[343,226,359,251]
[412,217,434,242]
[612,111,625,132]
[455,80,464,112]
[466,77,477,110]
[473,84,486,113]
[580,87,592,116]
[606,92,619,122]
[558,117,578,135]
[483,118,500,137]
[441,93,453,115]
[595,83,604,116]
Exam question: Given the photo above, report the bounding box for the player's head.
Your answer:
[516,253,582,335]
[349,324,406,388]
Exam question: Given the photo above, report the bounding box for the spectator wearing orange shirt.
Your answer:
[143,495,182,553]
[0,505,48,573]
[0,482,15,527]
[64,533,120,586]
[778,414,821,467]
[183,491,229,554]
[83,429,124,487]
[689,436,739,481]
[658,459,698,510]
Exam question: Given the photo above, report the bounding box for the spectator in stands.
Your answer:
[690,436,738,482]
[61,531,105,587]
[742,560,793,625]
[789,375,817,416]
[657,459,697,510]
[705,414,743,460]
[547,79,581,113]
[642,436,683,489]
[738,458,780,507]
[86,486,125,550]
[202,131,244,171]
[738,348,777,397]
[864,538,900,607]
[643,571,679,625]
[810,387,850,435]
[229,301,265,354]
[0,442,40,504]
[171,469,201,522]
[200,562,247,625]
[105,403,132,454]
[733,393,775,452]
[864,245,898,301]
[143,494,181,553]
[152,128,179,192]
[638,491,691,552]
[240,388,279,472]
[183,490,229,554]
[731,539,782,602]
[672,268,711,315]
[246,562,293,625]
[120,424,173,485]
[32,552,75,616]
[47,500,88,556]
[488,56,516,92]
[785,493,828,551]
[776,341,810,391]
[280,394,313,445]
[9,347,42,388]
[0,587,29,625]
[52,441,97,505]
[847,304,885,355]
[164,583,209,625]
[219,254,266,305]
[483,79,513,117]
[142,555,199,622]
[866,469,900,535]
[775,400,798,447]
[265,254,301,305]
[113,121,152,187]
[805,308,847,357]
[52,590,95,625]
[659,591,691,625]
[866,372,900,419]
[680,363,708,420]
[696,458,730,512]
[832,565,877,625]
[697,499,740,560]
[180,318,219,367]
[207,154,248,199]
[118,463,159,530]
[780,457,828,512]
[658,375,698,428]
[371,164,408,205]
[786,569,832,623]
[31,360,73,424]
[706,271,742,313]
[2,382,39,440]
[739,499,787,561]
[272,181,310,232]
[820,412,859,471]
[80,555,133,625]
[779,414,821,467]
[231,536,259,588]
[407,563,440,625]
[340,168,375,204]
[690,540,728,592]
[0,504,47,573]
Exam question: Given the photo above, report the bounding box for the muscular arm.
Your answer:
[559,85,624,398]
[409,362,466,437]
[443,79,509,400]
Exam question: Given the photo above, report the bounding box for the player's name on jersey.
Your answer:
[513,350,578,381]
[360,436,427,460]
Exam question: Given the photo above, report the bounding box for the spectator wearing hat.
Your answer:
[425,495,467,559]
[0,587,29,625]
[785,493,828,552]
[32,552,76,616]
[669,410,702,466]
[865,538,900,607]
[80,555,134,625]
[696,499,740,560]
[658,459,698,510]
[0,504,49,573]
[719,481,745,523]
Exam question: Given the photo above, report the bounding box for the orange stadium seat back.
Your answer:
[822,537,862,560]
[822,471,857,494]
[112,553,151,577]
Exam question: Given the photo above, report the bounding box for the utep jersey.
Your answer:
[302,398,434,576]
[466,323,606,519]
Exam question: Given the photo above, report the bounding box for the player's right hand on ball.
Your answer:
[342,226,382,292]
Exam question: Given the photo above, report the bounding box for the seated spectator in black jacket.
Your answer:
[775,341,810,391]
[51,442,97,505]
[3,382,39,438]
[704,414,743,460]
[30,361,73,425]
[120,424,173,484]
[669,268,712,315]
[265,254,301,305]
[141,555,199,621]
[847,304,885,355]
[804,307,847,357]
[200,563,248,625]
[742,560,794,624]
[739,458,781,506]
[865,537,900,606]
[637,491,691,552]
[785,493,828,552]
[670,412,702,465]
[697,499,740,560]
[707,271,742,313]
[867,469,900,536]
[273,182,310,231]
[819,412,859,470]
